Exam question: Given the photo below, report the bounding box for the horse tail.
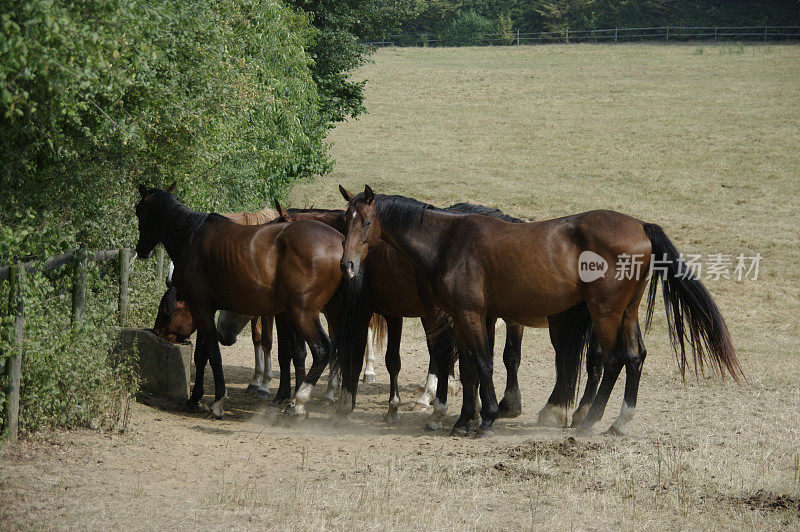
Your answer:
[642,223,743,383]
[369,313,387,353]
[329,269,372,400]
[551,302,595,406]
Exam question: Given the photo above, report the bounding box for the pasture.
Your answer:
[2,43,800,529]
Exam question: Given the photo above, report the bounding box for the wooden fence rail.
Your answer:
[1,246,165,441]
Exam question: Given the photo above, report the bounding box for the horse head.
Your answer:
[339,184,381,279]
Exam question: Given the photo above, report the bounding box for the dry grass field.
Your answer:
[2,44,800,529]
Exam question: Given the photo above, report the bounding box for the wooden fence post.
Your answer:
[516,29,520,45]
[615,28,618,42]
[764,26,768,43]
[71,248,87,326]
[666,26,670,41]
[118,248,129,327]
[4,263,25,441]
[156,246,165,286]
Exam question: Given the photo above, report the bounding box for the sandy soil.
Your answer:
[2,318,799,530]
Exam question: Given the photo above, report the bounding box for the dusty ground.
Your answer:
[1,320,799,529]
[2,44,800,529]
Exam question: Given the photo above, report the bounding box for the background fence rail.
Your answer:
[368,25,800,47]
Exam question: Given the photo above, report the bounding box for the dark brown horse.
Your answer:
[135,185,346,418]
[274,204,529,425]
[334,186,742,437]
[157,202,280,397]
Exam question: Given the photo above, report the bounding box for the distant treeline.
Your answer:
[393,0,800,45]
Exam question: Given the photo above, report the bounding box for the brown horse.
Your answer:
[157,202,282,400]
[135,185,346,418]
[274,204,529,424]
[334,186,742,437]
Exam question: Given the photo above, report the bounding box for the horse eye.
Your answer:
[364,220,372,227]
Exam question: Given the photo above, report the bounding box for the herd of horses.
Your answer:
[136,183,742,437]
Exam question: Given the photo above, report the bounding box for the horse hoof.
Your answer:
[604,424,627,437]
[475,427,495,438]
[245,384,259,394]
[412,402,431,413]
[537,404,568,428]
[575,424,594,438]
[498,397,522,418]
[425,420,444,431]
[570,405,590,427]
[363,374,376,384]
[184,399,202,413]
[383,411,400,424]
[255,389,270,400]
[450,426,469,437]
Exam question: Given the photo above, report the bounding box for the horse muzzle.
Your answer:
[340,259,357,279]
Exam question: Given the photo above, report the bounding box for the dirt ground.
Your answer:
[2,44,800,529]
[1,317,799,530]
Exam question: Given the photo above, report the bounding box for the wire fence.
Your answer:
[368,25,800,47]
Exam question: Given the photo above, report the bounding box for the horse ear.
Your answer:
[364,185,375,204]
[339,184,354,202]
[274,199,293,222]
[165,182,176,194]
[138,184,148,198]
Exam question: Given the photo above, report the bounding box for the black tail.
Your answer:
[550,302,595,406]
[329,268,372,401]
[642,223,743,383]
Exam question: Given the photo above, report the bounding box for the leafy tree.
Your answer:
[288,0,420,122]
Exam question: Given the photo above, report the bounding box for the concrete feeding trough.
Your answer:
[116,328,193,404]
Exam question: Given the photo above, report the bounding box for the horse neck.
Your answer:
[158,202,209,265]
[376,206,454,276]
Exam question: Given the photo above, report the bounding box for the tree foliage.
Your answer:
[400,0,800,41]
[0,0,329,262]
[288,0,420,122]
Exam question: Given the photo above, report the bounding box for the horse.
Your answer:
[158,203,278,398]
[272,204,529,424]
[134,185,347,418]
[333,186,742,437]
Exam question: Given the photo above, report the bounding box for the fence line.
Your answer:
[368,25,800,47]
[1,246,164,441]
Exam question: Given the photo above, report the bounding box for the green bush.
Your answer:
[442,10,496,46]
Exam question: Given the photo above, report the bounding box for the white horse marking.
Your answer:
[608,402,635,436]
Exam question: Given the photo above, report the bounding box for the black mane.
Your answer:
[445,202,526,223]
[373,194,449,234]
[145,189,214,255]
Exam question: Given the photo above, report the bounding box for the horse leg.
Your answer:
[271,314,294,407]
[571,336,603,427]
[291,313,332,416]
[537,314,573,428]
[363,327,376,383]
[413,351,438,411]
[451,311,497,437]
[383,316,402,423]
[574,311,626,436]
[247,317,264,394]
[324,369,339,404]
[291,324,307,394]
[497,321,523,418]
[605,321,646,436]
[421,311,455,431]
[186,335,208,412]
[196,312,227,419]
